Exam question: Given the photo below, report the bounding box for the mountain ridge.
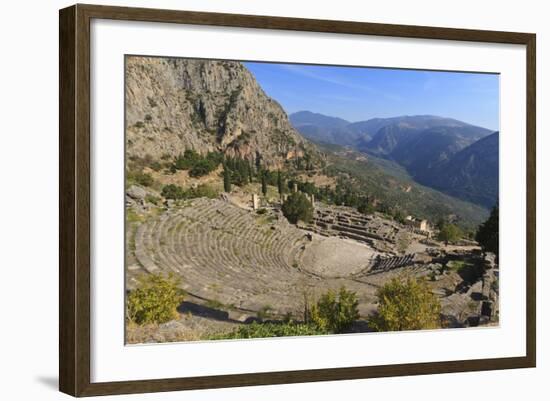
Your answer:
[125,57,321,169]
[290,110,497,208]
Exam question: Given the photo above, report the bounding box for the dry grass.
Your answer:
[126,314,241,344]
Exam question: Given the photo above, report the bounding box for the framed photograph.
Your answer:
[59,4,536,397]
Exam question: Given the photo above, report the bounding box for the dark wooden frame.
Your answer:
[59,3,536,397]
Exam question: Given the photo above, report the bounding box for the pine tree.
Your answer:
[282,192,313,224]
[277,170,284,196]
[261,170,268,196]
[248,162,253,183]
[475,205,499,254]
[223,164,231,193]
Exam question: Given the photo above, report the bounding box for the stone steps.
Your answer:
[130,198,313,310]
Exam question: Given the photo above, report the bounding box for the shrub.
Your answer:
[161,184,186,200]
[173,150,222,177]
[282,192,314,224]
[437,223,462,246]
[368,277,441,332]
[207,322,327,340]
[257,305,273,320]
[174,149,200,170]
[161,184,218,200]
[189,159,214,177]
[127,273,185,325]
[149,161,163,172]
[127,170,154,187]
[188,184,218,199]
[310,287,359,333]
[396,232,411,254]
[145,194,161,205]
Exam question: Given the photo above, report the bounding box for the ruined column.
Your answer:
[252,193,260,210]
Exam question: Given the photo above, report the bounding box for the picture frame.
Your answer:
[59,3,536,397]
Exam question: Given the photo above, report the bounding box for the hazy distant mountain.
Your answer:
[421,132,499,208]
[290,111,350,130]
[289,111,358,146]
[290,111,403,146]
[290,111,496,208]
[360,116,490,154]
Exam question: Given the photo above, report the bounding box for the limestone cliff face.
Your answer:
[125,56,318,168]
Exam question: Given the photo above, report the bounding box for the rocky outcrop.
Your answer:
[125,56,320,168]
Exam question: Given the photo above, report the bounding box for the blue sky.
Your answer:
[244,62,499,131]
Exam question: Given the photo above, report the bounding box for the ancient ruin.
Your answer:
[126,192,499,331]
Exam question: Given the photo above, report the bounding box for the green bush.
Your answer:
[189,184,218,199]
[173,150,222,177]
[161,184,218,200]
[145,194,161,205]
[310,287,359,333]
[438,223,462,245]
[189,159,215,177]
[174,149,200,170]
[161,184,186,200]
[208,322,327,340]
[127,273,184,325]
[282,192,314,224]
[368,277,441,332]
[127,170,154,187]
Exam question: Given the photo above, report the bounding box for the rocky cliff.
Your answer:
[125,56,319,168]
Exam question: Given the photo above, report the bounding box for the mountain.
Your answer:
[420,132,499,208]
[290,111,387,146]
[290,111,350,131]
[316,142,489,227]
[363,119,493,199]
[289,111,358,146]
[125,57,320,168]
[360,116,490,155]
[290,111,496,208]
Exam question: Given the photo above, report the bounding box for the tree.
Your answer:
[437,223,462,246]
[310,287,359,333]
[277,170,284,196]
[188,159,212,177]
[475,205,499,254]
[368,278,441,331]
[161,184,185,200]
[396,232,411,254]
[357,197,375,215]
[281,192,313,224]
[127,273,185,325]
[393,209,406,224]
[223,164,231,193]
[247,162,254,184]
[261,170,268,196]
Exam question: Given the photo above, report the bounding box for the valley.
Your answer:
[290,111,499,209]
